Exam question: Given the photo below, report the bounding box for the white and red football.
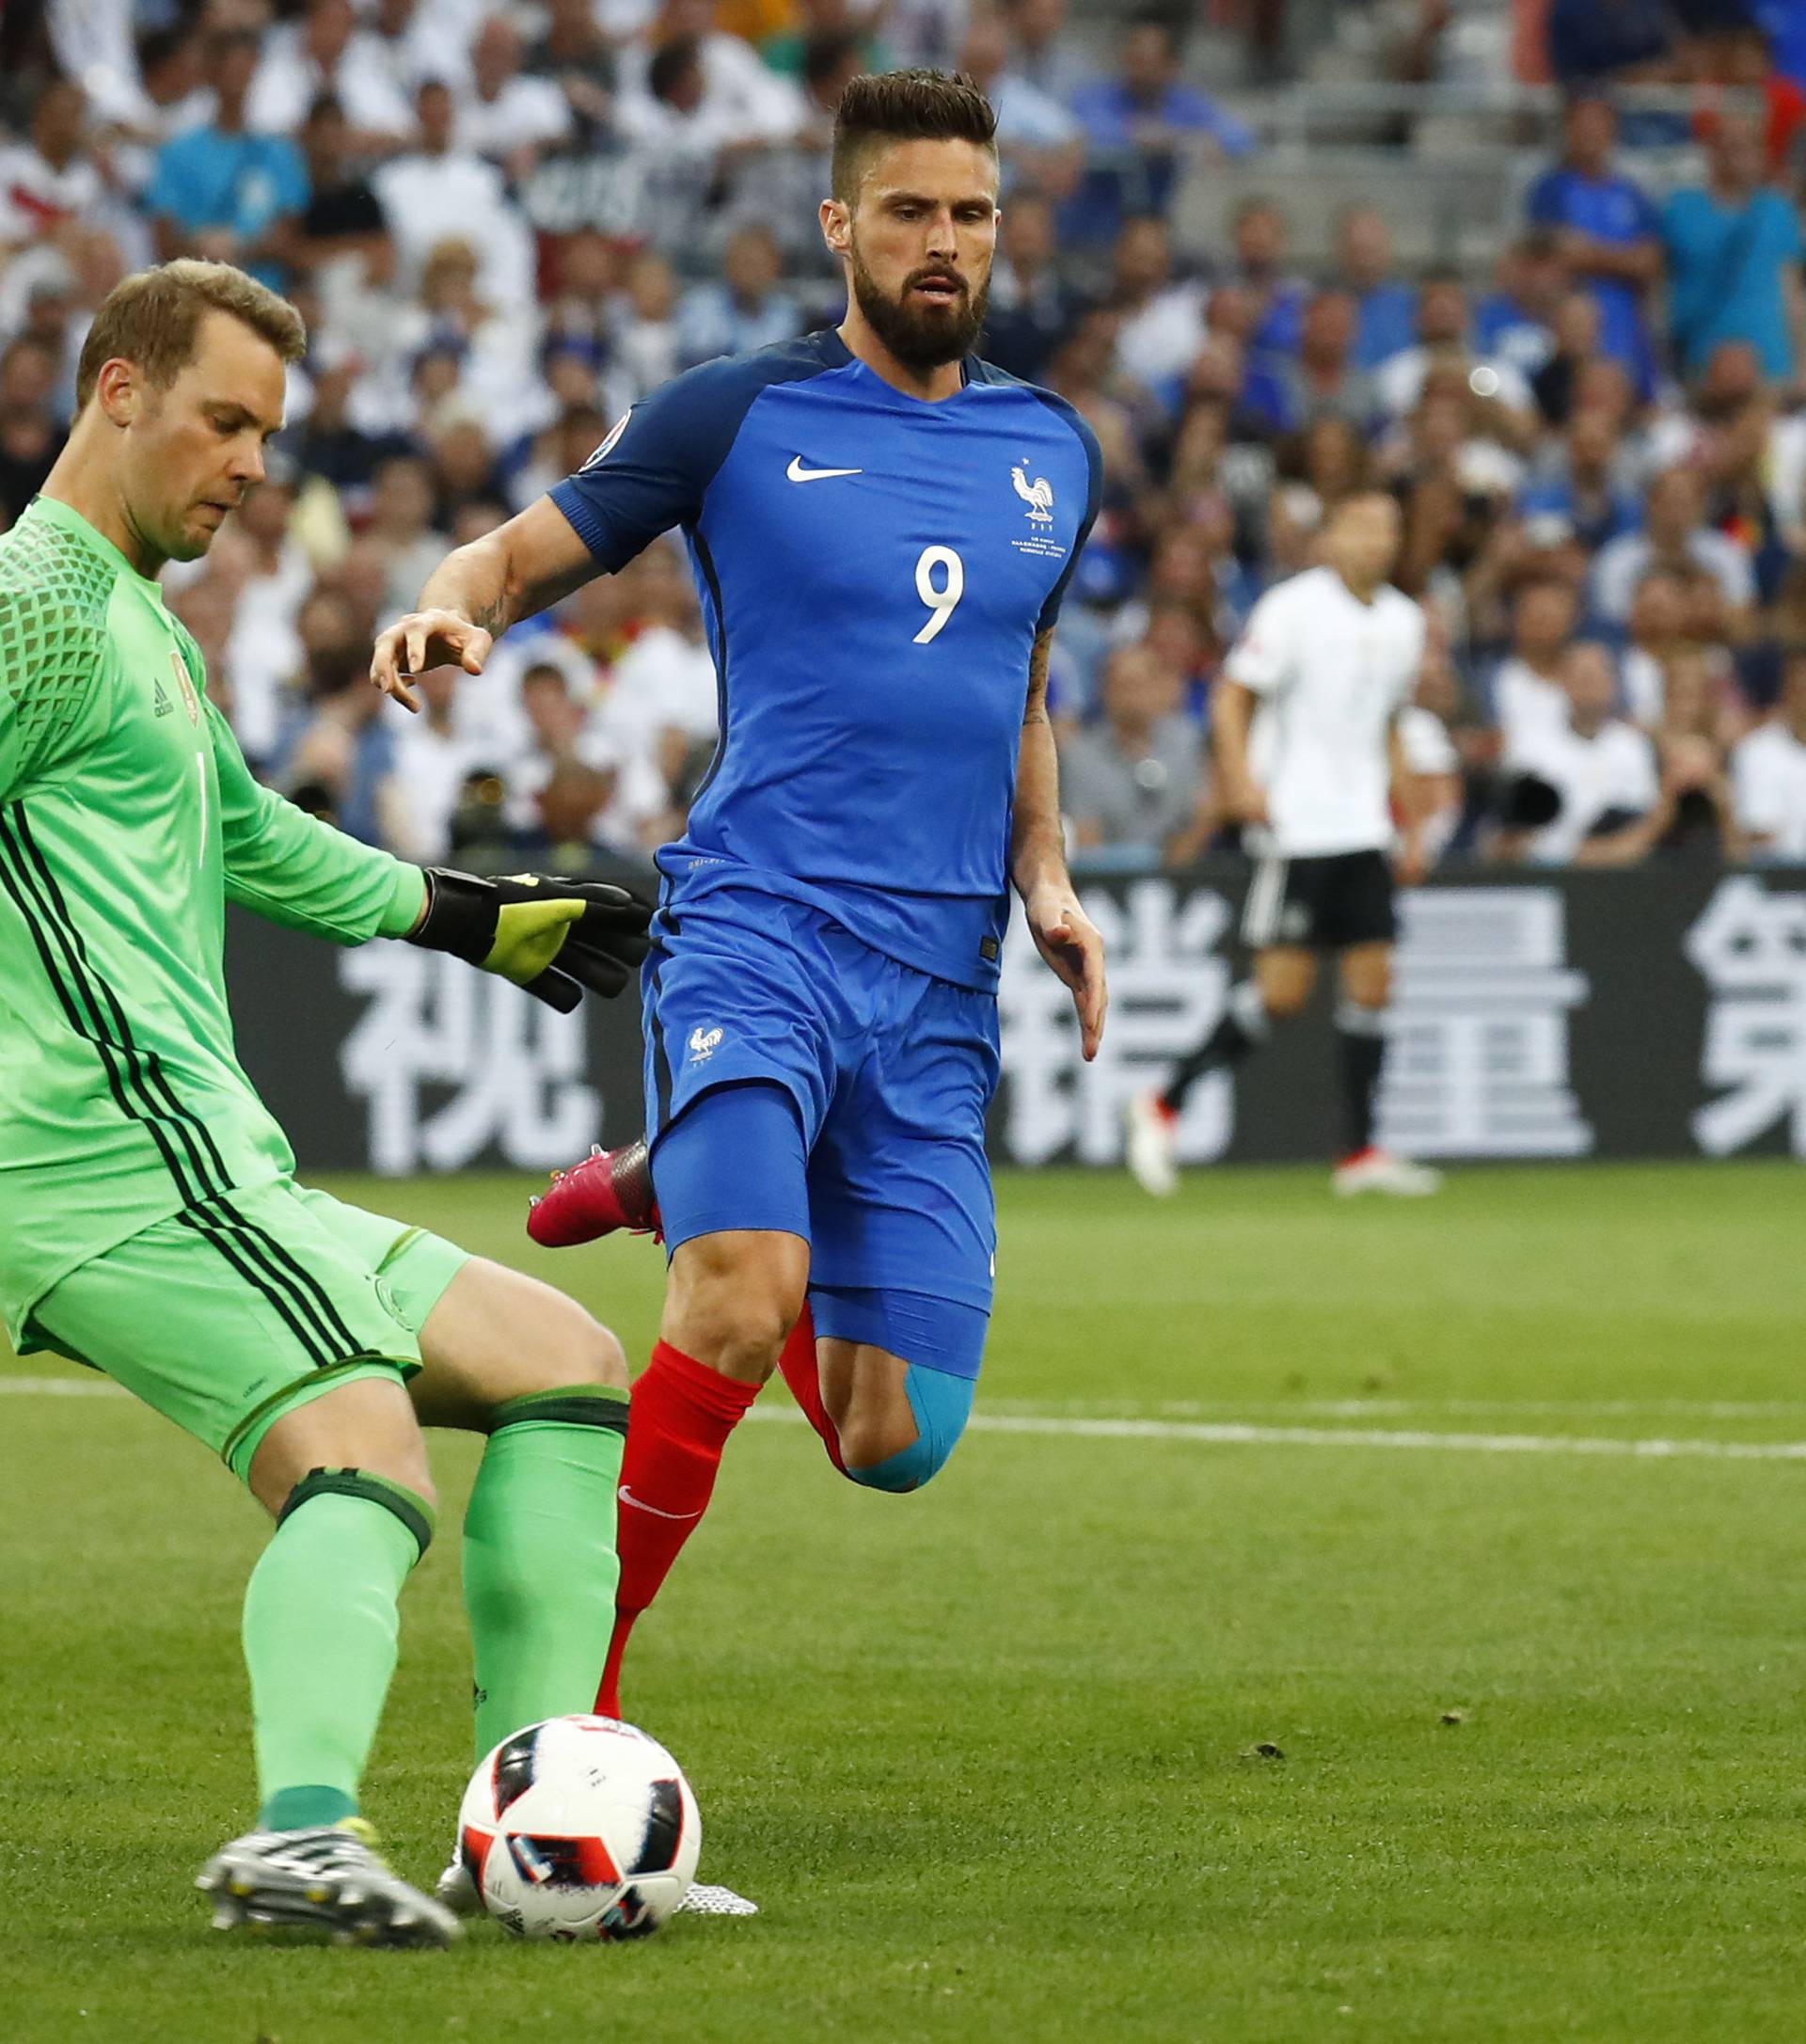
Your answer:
[457,1715,701,1940]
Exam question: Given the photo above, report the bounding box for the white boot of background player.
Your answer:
[436,1853,759,1918]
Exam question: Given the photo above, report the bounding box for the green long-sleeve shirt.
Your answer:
[0,494,425,1342]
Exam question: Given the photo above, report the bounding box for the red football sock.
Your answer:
[775,1301,845,1473]
[595,1340,760,1717]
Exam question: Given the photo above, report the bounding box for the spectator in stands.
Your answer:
[1528,286,1605,427]
[373,77,536,310]
[387,666,485,862]
[1732,645,1806,858]
[368,0,467,102]
[1523,96,1660,400]
[366,453,451,624]
[1619,566,1687,726]
[526,0,620,145]
[0,78,103,259]
[1058,642,1207,862]
[1374,273,1538,438]
[958,10,1083,198]
[1490,575,1580,751]
[1592,465,1756,628]
[1334,205,1418,373]
[675,224,802,368]
[761,0,893,81]
[1505,639,1671,864]
[290,97,393,295]
[459,16,577,179]
[1248,287,1374,436]
[213,473,312,771]
[1518,404,1641,553]
[269,586,403,846]
[1227,199,1307,362]
[1474,230,1566,381]
[983,189,1080,382]
[1663,111,1804,385]
[145,33,308,289]
[1006,0,1085,101]
[1064,12,1254,247]
[246,0,413,156]
[613,251,684,401]
[0,335,60,529]
[1107,215,1208,391]
[616,0,804,151]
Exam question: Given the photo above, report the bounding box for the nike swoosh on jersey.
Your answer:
[617,1484,704,1520]
[786,456,863,483]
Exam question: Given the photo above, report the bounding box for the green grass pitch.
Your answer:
[4,1162,1805,2043]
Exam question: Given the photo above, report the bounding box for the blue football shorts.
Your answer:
[640,885,1000,1377]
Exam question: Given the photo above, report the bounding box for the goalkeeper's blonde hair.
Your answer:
[76,261,306,412]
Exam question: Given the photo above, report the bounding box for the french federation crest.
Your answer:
[688,1025,723,1064]
[1011,461,1055,526]
[170,647,201,725]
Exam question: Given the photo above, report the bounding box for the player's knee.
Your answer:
[842,1365,974,1497]
[277,1466,438,1554]
[667,1234,807,1381]
[520,1294,629,1394]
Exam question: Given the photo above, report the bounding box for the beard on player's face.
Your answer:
[848,235,989,372]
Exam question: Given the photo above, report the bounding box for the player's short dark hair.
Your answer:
[831,68,998,203]
[76,260,306,412]
[647,35,702,103]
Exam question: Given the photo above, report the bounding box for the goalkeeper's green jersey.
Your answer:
[0,495,426,1343]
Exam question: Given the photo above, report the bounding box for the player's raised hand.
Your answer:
[1024,880,1108,1062]
[369,609,495,714]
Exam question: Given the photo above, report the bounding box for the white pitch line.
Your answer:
[8,1375,1806,1463]
[741,1405,1806,1463]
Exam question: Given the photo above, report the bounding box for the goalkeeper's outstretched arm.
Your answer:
[369,496,597,712]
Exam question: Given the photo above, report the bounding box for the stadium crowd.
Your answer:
[5,0,1806,876]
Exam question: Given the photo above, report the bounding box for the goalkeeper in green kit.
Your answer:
[0,261,654,1947]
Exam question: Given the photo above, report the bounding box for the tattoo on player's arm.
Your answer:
[1024,629,1054,725]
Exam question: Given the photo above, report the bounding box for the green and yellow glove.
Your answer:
[405,868,653,1011]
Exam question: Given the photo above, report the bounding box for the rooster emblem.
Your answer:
[1011,463,1055,524]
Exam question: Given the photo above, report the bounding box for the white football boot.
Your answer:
[1122,1089,1180,1197]
[198,1817,460,1946]
[1331,1147,1443,1197]
[436,1851,757,1919]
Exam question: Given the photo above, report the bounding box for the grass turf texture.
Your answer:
[4,1162,1804,2043]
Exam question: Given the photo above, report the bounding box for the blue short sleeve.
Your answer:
[549,354,780,575]
[1029,397,1102,635]
[1525,171,1564,227]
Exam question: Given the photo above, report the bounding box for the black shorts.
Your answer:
[1240,848,1397,952]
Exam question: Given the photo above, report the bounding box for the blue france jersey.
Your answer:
[549,328,1101,991]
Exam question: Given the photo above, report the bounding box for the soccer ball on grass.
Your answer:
[458,1714,700,1940]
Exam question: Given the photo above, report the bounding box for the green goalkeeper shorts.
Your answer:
[22,1180,470,1480]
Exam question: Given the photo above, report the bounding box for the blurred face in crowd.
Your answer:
[1113,217,1171,299]
[92,309,286,568]
[473,17,522,96]
[1501,233,1567,318]
[1417,279,1467,347]
[1574,357,1632,426]
[1566,404,1617,482]
[825,137,999,373]
[1,338,57,411]
[1011,0,1065,48]
[1120,24,1176,102]
[305,0,356,68]
[1560,642,1618,736]
[1170,401,1226,487]
[1628,570,1685,648]
[1101,644,1181,737]
[236,474,293,547]
[627,253,678,323]
[417,81,455,152]
[1710,113,1765,198]
[1336,205,1391,290]
[1300,289,1354,366]
[212,36,261,118]
[303,99,353,180]
[723,228,782,305]
[1514,578,1578,663]
[372,457,435,538]
[522,666,581,748]
[1303,414,1367,499]
[1233,204,1285,277]
[1661,645,1714,738]
[1562,96,1615,177]
[1323,491,1401,594]
[298,588,365,695]
[1142,601,1205,678]
[1646,467,1702,547]
[958,16,1008,87]
[1000,192,1055,275]
[33,81,86,167]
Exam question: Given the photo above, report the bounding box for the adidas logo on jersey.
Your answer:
[152,679,175,718]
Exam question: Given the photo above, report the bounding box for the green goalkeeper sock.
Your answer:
[243,1471,434,1832]
[463,1386,628,1759]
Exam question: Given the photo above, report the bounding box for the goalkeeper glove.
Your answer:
[406,868,653,1012]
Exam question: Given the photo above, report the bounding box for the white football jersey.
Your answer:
[1225,565,1426,857]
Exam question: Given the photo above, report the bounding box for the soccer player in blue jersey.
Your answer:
[372,69,1106,1719]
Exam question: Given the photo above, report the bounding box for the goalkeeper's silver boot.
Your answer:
[435,1851,480,1916]
[198,1817,460,1947]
